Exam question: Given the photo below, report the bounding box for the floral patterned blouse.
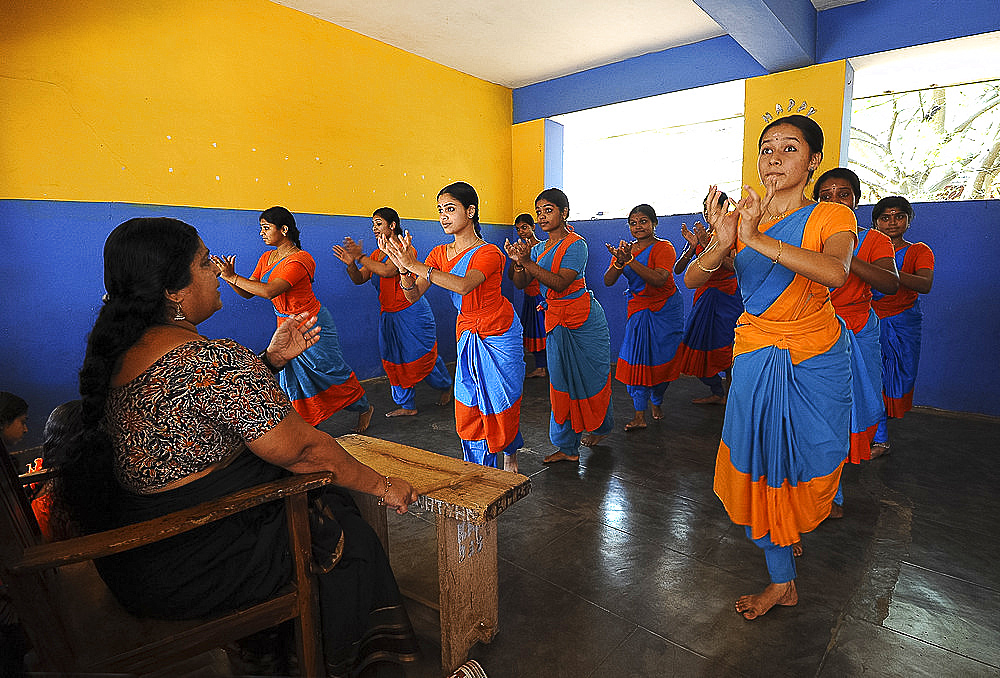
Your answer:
[105,339,292,494]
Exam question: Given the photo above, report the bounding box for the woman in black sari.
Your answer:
[56,217,420,677]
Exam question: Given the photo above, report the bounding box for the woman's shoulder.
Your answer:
[116,338,255,389]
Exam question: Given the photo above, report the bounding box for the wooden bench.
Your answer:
[337,434,531,674]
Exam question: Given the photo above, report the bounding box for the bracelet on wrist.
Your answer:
[399,276,417,291]
[426,266,436,284]
[771,239,784,265]
[258,350,282,374]
[513,264,525,272]
[377,476,392,506]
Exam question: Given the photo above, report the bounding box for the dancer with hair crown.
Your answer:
[687,115,856,620]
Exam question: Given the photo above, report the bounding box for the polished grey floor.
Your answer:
[318,366,1000,678]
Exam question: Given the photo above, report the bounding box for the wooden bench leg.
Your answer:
[436,515,498,674]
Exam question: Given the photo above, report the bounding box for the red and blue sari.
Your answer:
[830,227,895,463]
[714,202,855,582]
[253,251,368,426]
[364,249,452,410]
[426,243,524,467]
[871,242,934,434]
[533,233,614,455]
[520,278,547,369]
[611,240,684,411]
[674,250,743,396]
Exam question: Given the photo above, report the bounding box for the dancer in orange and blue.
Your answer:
[509,214,547,379]
[332,207,453,417]
[603,204,683,431]
[870,196,934,457]
[688,115,856,620]
[382,182,524,472]
[672,195,743,405]
[506,188,614,464]
[214,206,374,432]
[813,169,899,518]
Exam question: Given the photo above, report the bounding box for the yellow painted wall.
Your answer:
[511,119,545,221]
[0,0,513,222]
[742,60,853,193]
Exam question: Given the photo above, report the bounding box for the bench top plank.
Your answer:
[337,434,530,525]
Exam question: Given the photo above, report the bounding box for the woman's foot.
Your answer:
[503,453,519,474]
[735,581,798,620]
[526,367,548,379]
[543,451,579,464]
[353,404,375,433]
[624,412,647,431]
[650,404,663,420]
[385,408,417,418]
[828,503,844,519]
[692,394,726,405]
[580,433,608,447]
[870,441,891,458]
[437,389,452,406]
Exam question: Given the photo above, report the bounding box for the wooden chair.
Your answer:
[0,439,331,677]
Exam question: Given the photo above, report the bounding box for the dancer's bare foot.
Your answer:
[870,442,890,458]
[828,503,844,519]
[436,389,452,406]
[792,542,803,557]
[385,408,417,418]
[543,451,579,464]
[353,404,375,433]
[527,367,548,378]
[692,394,726,405]
[580,433,607,447]
[735,581,798,620]
[650,404,663,420]
[503,453,519,473]
[624,412,647,431]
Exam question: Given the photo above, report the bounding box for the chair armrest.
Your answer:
[10,471,335,574]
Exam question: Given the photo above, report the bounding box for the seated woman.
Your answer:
[54,217,420,678]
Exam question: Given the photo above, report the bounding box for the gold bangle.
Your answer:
[695,256,721,273]
[772,239,783,265]
[613,262,625,270]
[513,264,525,272]
[377,476,392,506]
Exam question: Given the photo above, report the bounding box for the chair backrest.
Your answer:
[0,438,80,671]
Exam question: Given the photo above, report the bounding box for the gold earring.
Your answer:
[173,301,187,321]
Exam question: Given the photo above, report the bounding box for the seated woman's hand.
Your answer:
[383,477,419,514]
[265,312,320,369]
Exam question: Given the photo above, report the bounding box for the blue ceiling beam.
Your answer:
[693,0,818,72]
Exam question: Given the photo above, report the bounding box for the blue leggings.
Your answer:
[389,356,453,409]
[626,382,668,411]
[747,527,796,583]
[699,373,725,397]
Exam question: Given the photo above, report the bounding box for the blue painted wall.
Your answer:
[582,200,1000,421]
[2,197,997,448]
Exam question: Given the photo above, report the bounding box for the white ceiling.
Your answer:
[272,0,863,88]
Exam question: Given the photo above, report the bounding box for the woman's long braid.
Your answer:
[56,218,198,533]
